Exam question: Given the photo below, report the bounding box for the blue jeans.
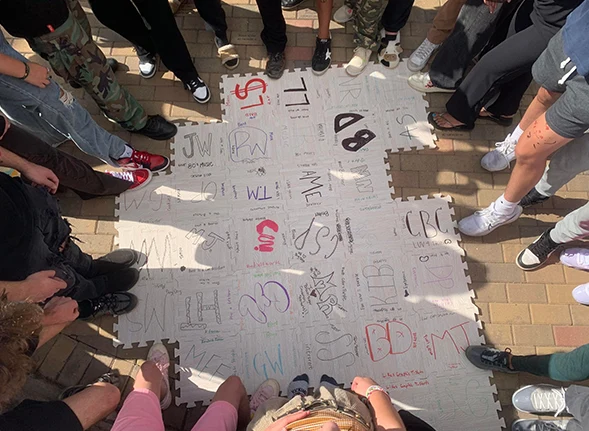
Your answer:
[0,33,126,166]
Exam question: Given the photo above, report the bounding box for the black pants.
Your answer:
[255,0,288,54]
[1,124,130,200]
[382,0,415,33]
[88,0,207,82]
[24,184,107,301]
[445,0,556,126]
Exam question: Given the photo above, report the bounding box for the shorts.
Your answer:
[0,399,83,431]
[110,389,238,431]
[532,29,589,139]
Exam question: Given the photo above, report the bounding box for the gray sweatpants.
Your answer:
[566,385,589,431]
[532,134,589,244]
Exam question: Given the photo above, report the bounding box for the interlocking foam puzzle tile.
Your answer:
[114,64,502,431]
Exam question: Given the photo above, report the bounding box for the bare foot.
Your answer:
[431,112,465,129]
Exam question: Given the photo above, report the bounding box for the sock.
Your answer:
[287,374,309,399]
[320,374,339,388]
[511,125,524,141]
[494,194,518,215]
[119,145,133,159]
[548,228,562,244]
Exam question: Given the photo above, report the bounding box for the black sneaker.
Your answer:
[59,371,120,400]
[215,36,239,69]
[106,58,120,73]
[266,52,286,80]
[135,115,178,140]
[520,188,550,208]
[79,292,138,320]
[312,37,332,75]
[465,346,517,373]
[516,228,560,271]
[184,78,211,104]
[282,0,306,10]
[136,46,157,79]
[90,249,140,277]
[92,267,140,294]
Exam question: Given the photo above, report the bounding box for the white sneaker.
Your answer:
[333,5,354,23]
[560,247,589,271]
[378,30,402,69]
[147,343,172,409]
[407,72,454,93]
[481,133,518,171]
[572,283,589,305]
[512,385,566,416]
[408,38,440,72]
[458,202,523,237]
[345,47,372,76]
[139,61,156,79]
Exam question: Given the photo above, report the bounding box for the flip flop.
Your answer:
[428,112,474,131]
[478,112,514,127]
[218,44,240,70]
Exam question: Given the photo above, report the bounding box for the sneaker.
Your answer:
[512,419,569,431]
[90,249,141,277]
[265,52,286,80]
[147,343,172,409]
[79,292,138,320]
[59,371,120,400]
[516,228,560,271]
[378,30,402,69]
[282,0,305,10]
[481,133,518,172]
[345,47,372,76]
[458,202,523,237]
[136,47,157,79]
[512,385,567,416]
[408,38,440,72]
[118,149,170,173]
[250,379,280,413]
[572,283,589,305]
[135,115,177,141]
[105,169,152,191]
[91,267,140,294]
[407,72,454,93]
[106,58,120,73]
[312,37,332,75]
[520,188,550,208]
[560,247,589,271]
[184,78,211,104]
[333,5,354,23]
[465,346,517,373]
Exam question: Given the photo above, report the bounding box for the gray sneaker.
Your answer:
[512,419,569,431]
[512,385,567,416]
[465,346,517,373]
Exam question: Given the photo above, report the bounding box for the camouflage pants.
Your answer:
[27,1,147,131]
[351,0,388,51]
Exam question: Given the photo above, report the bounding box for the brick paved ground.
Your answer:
[6,0,589,429]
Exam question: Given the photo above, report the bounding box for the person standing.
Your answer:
[86,0,226,100]
[0,0,177,139]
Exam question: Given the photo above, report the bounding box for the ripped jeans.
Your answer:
[0,33,126,166]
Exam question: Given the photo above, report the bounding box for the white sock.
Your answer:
[511,125,524,141]
[494,194,518,215]
[118,145,133,159]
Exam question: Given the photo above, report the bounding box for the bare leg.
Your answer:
[134,361,163,400]
[504,113,572,202]
[518,87,562,131]
[211,375,251,428]
[317,0,334,39]
[63,382,120,430]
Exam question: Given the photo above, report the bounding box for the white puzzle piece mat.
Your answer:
[114,63,504,431]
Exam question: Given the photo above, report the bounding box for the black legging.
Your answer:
[445,0,547,126]
[87,0,215,83]
[382,0,415,33]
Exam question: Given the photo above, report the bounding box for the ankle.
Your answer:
[494,194,519,215]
